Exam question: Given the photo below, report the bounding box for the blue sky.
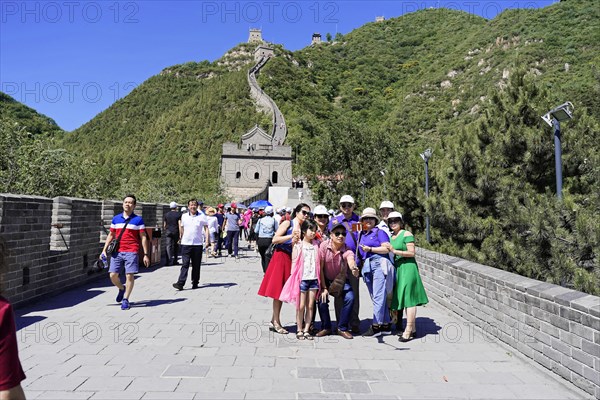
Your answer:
[1,0,555,131]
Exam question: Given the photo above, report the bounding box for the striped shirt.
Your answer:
[110,213,145,253]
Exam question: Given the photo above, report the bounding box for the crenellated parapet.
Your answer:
[0,193,170,306]
[416,248,600,397]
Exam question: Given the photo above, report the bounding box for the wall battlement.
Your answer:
[0,193,169,306]
[416,248,600,398]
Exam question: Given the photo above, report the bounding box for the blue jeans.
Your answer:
[318,281,354,331]
[227,230,239,256]
[363,257,391,325]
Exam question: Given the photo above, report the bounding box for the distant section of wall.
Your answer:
[416,248,600,398]
[0,194,169,307]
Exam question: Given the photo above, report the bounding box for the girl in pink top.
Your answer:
[279,219,321,340]
[242,209,252,240]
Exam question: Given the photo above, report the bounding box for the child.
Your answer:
[279,219,321,340]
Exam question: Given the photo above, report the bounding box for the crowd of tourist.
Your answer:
[100,194,428,343]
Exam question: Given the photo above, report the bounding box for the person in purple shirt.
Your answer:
[355,208,393,337]
[327,194,361,333]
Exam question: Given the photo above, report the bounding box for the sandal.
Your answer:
[303,331,313,340]
[296,331,305,340]
[273,324,288,335]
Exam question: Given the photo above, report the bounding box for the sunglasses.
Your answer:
[300,210,310,216]
[332,231,347,237]
[362,217,377,222]
[340,203,353,208]
[315,214,329,219]
[388,219,402,224]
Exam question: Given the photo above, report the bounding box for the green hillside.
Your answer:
[0,92,93,197]
[0,92,63,136]
[2,0,598,292]
[257,1,599,293]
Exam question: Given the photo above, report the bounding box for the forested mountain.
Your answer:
[0,92,94,197]
[1,0,598,292]
[259,0,599,293]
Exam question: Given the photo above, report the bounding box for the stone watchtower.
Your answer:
[248,28,263,43]
[311,33,322,45]
[220,125,292,200]
[254,45,274,62]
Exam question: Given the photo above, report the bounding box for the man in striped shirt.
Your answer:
[101,195,150,310]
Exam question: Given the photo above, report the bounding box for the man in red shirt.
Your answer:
[101,195,150,310]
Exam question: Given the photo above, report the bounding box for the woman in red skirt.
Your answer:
[258,203,311,334]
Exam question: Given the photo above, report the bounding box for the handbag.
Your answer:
[265,243,277,265]
[105,216,132,256]
[328,258,348,296]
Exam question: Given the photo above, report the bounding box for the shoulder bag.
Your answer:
[105,216,132,256]
[328,256,348,297]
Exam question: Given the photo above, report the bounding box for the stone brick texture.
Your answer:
[0,194,168,307]
[415,248,600,397]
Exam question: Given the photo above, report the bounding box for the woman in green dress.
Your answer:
[386,211,429,342]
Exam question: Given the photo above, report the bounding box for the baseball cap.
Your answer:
[169,201,178,209]
[330,219,348,232]
[264,206,273,214]
[340,195,354,204]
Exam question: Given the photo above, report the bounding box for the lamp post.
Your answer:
[541,102,574,200]
[420,148,432,243]
[380,169,387,196]
[361,179,367,205]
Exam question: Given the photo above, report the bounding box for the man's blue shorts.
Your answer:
[109,252,139,274]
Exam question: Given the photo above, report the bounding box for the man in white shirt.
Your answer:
[173,199,209,290]
[377,201,394,238]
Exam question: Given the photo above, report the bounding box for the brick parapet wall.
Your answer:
[0,194,168,307]
[415,248,600,398]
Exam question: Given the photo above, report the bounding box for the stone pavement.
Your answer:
[15,242,591,400]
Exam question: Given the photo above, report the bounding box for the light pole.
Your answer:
[541,102,574,200]
[361,179,367,205]
[420,148,432,243]
[380,169,387,196]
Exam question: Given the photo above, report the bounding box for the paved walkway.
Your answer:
[16,242,590,399]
